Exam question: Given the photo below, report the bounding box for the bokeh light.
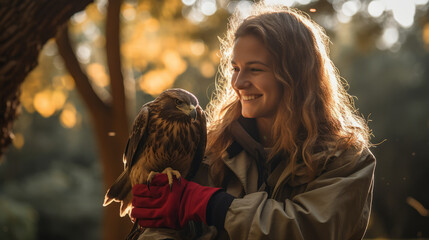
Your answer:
[76,43,92,64]
[60,75,75,91]
[190,40,206,56]
[200,0,217,16]
[161,50,187,75]
[71,11,87,24]
[96,0,108,14]
[83,23,101,41]
[43,40,58,57]
[200,61,216,78]
[230,1,253,18]
[391,0,415,28]
[336,11,351,24]
[52,90,67,111]
[341,1,360,17]
[185,6,206,23]
[367,0,385,18]
[87,63,109,87]
[33,90,56,118]
[377,26,399,50]
[60,103,78,128]
[122,3,136,22]
[138,69,176,96]
[12,133,25,149]
[182,0,197,6]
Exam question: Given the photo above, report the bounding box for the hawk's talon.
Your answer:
[161,167,181,191]
[146,171,160,190]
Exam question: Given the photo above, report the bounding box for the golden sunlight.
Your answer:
[20,68,43,113]
[61,75,75,90]
[52,90,67,110]
[145,40,163,60]
[190,40,206,56]
[121,3,136,22]
[60,104,77,128]
[122,21,161,65]
[139,69,176,95]
[200,60,215,78]
[87,63,110,87]
[33,90,56,118]
[162,50,187,75]
[145,18,160,33]
[85,3,104,23]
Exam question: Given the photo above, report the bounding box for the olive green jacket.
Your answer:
[138,144,376,240]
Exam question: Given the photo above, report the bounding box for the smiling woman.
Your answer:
[130,2,375,240]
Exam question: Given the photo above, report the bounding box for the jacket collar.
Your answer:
[226,116,262,159]
[225,117,268,189]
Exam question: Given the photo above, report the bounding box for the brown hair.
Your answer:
[206,3,371,186]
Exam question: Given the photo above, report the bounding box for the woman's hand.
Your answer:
[131,174,221,229]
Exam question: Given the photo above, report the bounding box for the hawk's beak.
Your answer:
[178,104,197,120]
[189,105,197,121]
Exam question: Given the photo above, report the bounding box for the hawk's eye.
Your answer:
[175,99,183,105]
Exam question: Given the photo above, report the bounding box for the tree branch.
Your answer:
[56,25,109,117]
[106,0,129,137]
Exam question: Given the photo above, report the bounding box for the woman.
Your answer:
[131,3,375,239]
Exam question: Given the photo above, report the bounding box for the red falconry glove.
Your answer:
[131,174,221,229]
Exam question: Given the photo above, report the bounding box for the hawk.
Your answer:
[103,88,207,218]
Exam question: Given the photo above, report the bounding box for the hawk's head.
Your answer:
[156,88,200,121]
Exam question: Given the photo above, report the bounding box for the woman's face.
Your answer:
[231,34,283,122]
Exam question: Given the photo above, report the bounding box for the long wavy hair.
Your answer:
[205,3,371,186]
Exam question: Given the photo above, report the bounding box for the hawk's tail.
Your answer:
[103,170,132,216]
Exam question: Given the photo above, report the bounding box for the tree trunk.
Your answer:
[56,15,132,240]
[0,0,93,158]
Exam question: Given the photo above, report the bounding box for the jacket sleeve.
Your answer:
[223,149,376,240]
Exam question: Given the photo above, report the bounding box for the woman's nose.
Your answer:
[232,72,251,89]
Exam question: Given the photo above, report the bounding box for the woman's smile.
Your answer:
[241,94,262,101]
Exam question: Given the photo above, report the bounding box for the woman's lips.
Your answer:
[241,94,262,101]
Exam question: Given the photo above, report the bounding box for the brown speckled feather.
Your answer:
[103,89,207,218]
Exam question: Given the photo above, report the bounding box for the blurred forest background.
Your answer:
[0,0,428,239]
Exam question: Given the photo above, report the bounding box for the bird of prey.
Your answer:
[103,88,207,218]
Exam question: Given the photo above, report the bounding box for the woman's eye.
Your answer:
[250,68,262,72]
[175,99,183,105]
[232,67,239,72]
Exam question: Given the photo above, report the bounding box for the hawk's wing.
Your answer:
[103,104,150,209]
[124,104,150,170]
[186,107,207,180]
